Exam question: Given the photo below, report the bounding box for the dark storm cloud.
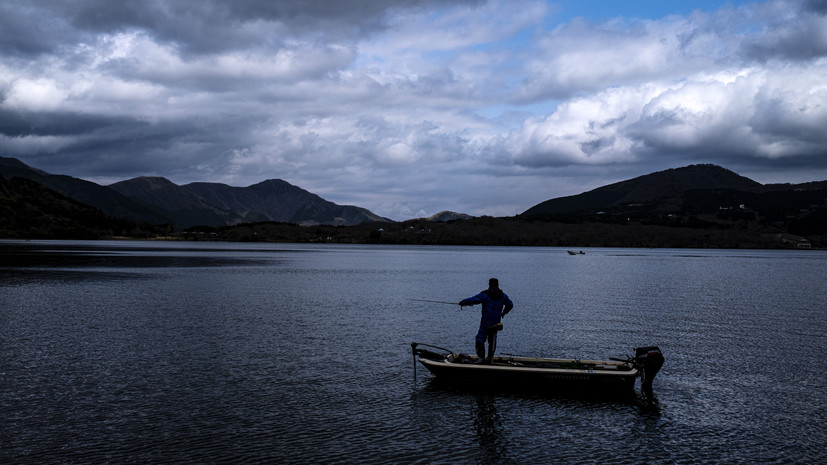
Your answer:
[0,108,133,138]
[1,0,826,219]
[804,0,827,13]
[38,116,241,181]
[740,0,827,61]
[0,2,78,57]
[5,0,483,56]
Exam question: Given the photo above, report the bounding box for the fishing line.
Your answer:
[407,298,459,305]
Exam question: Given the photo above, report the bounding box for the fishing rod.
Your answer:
[408,298,460,306]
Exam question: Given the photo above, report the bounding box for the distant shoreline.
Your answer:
[5,217,821,250]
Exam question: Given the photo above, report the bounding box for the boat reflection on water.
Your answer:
[416,373,661,413]
[473,394,510,464]
[410,376,663,463]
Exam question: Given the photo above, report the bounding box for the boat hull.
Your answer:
[417,354,639,395]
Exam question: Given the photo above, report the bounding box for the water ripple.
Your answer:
[2,242,826,464]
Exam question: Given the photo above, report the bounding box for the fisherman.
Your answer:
[459,278,513,364]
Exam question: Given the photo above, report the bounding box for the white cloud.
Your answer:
[505,83,661,166]
[3,79,68,112]
[504,58,827,172]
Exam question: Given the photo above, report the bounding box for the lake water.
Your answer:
[1,240,825,464]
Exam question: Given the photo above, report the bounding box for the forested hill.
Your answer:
[0,175,165,239]
[521,164,764,216]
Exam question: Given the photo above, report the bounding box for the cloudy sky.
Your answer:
[2,0,826,220]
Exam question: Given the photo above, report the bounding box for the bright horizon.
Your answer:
[2,0,826,220]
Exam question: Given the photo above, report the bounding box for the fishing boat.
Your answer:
[567,250,585,255]
[411,342,664,396]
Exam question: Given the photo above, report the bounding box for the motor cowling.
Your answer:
[634,346,664,394]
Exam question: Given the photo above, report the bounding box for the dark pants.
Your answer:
[475,324,500,363]
[475,321,500,344]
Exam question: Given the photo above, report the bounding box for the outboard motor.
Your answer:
[635,346,664,394]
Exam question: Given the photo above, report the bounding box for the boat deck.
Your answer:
[448,353,634,372]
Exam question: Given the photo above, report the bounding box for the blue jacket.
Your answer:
[461,288,514,328]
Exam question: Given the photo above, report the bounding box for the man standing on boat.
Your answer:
[459,278,513,364]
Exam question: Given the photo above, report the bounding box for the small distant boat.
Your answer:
[567,250,585,255]
[411,343,664,396]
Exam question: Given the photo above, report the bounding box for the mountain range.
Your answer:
[2,157,825,245]
[108,176,390,228]
[0,157,389,229]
